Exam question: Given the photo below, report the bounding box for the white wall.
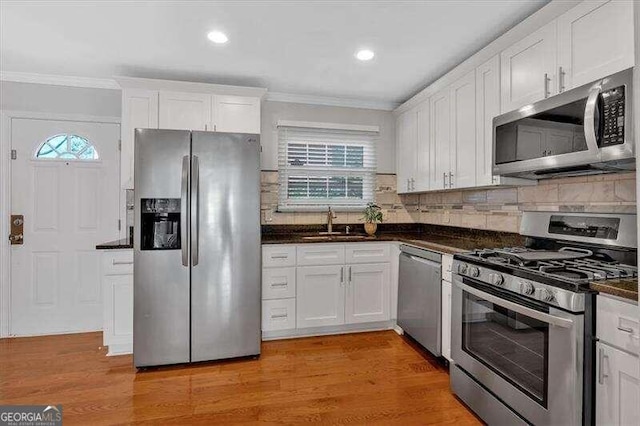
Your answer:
[260,100,396,173]
[0,82,397,173]
[0,81,121,117]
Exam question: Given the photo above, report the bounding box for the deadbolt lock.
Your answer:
[9,214,24,245]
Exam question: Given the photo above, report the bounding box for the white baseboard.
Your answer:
[106,343,133,356]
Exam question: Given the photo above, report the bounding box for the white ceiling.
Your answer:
[0,1,549,105]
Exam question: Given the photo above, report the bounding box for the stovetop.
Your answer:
[459,247,637,286]
[453,246,637,312]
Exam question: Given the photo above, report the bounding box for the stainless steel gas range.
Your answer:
[450,212,637,426]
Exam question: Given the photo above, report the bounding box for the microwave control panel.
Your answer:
[601,85,625,146]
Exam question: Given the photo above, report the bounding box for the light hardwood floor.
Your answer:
[0,330,481,425]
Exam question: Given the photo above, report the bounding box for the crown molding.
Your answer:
[266,91,399,111]
[0,71,120,90]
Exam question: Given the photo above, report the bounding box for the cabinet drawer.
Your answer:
[442,254,453,283]
[345,243,390,264]
[297,244,345,266]
[262,245,296,267]
[102,250,134,275]
[262,267,296,300]
[597,295,639,354]
[262,299,296,331]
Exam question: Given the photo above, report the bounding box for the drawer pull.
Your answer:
[617,325,635,334]
[271,313,288,319]
[271,254,288,259]
[271,282,288,288]
[112,260,133,265]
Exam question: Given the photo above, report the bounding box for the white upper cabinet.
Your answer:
[159,91,212,131]
[450,70,477,189]
[429,87,451,190]
[396,108,418,193]
[213,95,261,134]
[500,21,557,113]
[475,55,500,187]
[415,100,431,192]
[120,89,159,189]
[557,0,634,91]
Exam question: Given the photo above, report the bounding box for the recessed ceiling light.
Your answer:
[207,31,228,44]
[355,49,375,61]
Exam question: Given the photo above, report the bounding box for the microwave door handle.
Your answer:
[456,281,574,329]
[181,155,189,267]
[584,87,602,157]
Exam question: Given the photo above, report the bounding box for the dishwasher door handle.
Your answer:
[402,253,441,269]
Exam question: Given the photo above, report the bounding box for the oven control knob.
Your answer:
[457,263,468,275]
[489,273,504,286]
[520,281,535,296]
[540,288,555,302]
[468,266,480,278]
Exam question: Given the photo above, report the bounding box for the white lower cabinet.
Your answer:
[345,263,391,324]
[262,243,394,339]
[596,341,639,426]
[101,249,134,355]
[296,265,345,328]
[262,299,296,331]
[596,295,640,426]
[441,280,452,362]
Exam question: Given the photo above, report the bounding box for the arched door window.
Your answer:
[35,134,99,160]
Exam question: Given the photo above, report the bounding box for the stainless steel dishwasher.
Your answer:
[397,244,442,356]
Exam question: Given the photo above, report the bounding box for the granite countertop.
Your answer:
[261,223,525,255]
[96,238,133,250]
[590,278,638,302]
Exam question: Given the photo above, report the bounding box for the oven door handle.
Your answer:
[457,281,574,329]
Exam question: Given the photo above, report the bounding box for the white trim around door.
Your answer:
[0,110,120,338]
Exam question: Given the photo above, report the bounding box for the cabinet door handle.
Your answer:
[271,282,288,288]
[410,178,415,191]
[112,260,133,265]
[271,254,288,259]
[271,313,288,319]
[443,172,448,189]
[598,347,609,384]
[543,73,550,98]
[406,179,410,192]
[449,172,454,188]
[348,266,352,284]
[340,266,344,285]
[617,325,635,334]
[558,66,565,93]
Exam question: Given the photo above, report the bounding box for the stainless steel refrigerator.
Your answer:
[133,129,261,367]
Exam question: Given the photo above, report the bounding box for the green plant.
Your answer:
[362,202,383,223]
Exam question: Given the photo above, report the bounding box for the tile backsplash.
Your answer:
[260,171,636,233]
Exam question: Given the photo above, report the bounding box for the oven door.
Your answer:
[452,275,584,426]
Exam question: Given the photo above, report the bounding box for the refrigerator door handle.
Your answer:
[191,155,200,266]
[181,155,189,267]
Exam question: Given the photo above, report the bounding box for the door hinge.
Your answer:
[10,149,17,160]
[118,140,122,151]
[117,219,121,231]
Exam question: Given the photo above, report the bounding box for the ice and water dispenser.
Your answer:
[140,198,181,250]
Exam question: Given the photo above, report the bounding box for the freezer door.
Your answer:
[190,132,261,362]
[134,129,191,367]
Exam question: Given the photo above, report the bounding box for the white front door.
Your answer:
[10,118,120,336]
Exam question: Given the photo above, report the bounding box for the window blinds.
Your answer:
[277,124,378,212]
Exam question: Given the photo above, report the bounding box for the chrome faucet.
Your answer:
[327,207,337,233]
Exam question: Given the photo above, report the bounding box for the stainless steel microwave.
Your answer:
[493,68,634,179]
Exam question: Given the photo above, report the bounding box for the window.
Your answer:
[278,123,378,211]
[35,134,99,160]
